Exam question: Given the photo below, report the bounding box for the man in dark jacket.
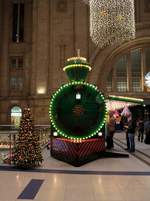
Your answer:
[127,118,136,152]
[106,112,116,149]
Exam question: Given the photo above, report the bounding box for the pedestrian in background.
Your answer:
[138,118,144,142]
[127,117,136,152]
[106,112,116,149]
[144,118,150,144]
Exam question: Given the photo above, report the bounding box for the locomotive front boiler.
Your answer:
[49,55,107,166]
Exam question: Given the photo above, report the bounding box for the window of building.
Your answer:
[116,56,128,92]
[12,1,24,42]
[106,69,113,92]
[106,46,150,93]
[56,0,67,12]
[11,106,22,127]
[10,56,23,69]
[130,49,142,92]
[145,47,150,72]
[10,76,23,91]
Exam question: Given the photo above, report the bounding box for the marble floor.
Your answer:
[0,132,150,201]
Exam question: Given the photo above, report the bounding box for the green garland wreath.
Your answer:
[49,81,107,140]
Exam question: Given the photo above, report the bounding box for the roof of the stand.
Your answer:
[106,95,144,111]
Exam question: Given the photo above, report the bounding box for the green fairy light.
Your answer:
[49,82,107,140]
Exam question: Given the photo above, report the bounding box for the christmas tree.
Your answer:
[13,108,43,168]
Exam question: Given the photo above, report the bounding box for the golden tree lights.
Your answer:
[83,0,135,47]
[13,108,43,168]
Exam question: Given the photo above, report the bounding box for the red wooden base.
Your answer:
[51,137,105,166]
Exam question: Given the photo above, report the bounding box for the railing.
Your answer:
[34,125,50,148]
[0,125,50,165]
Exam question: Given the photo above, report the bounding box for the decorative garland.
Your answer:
[49,81,107,140]
[108,95,144,104]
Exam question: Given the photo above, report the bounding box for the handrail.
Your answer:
[0,125,50,131]
[0,125,50,164]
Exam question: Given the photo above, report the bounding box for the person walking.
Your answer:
[123,115,130,150]
[121,107,132,150]
[125,129,130,150]
[127,117,136,152]
[106,112,116,149]
[144,119,150,144]
[138,119,144,142]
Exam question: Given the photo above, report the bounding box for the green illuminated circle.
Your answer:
[49,82,107,139]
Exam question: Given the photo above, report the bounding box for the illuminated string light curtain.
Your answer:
[145,72,150,88]
[83,0,135,48]
[106,100,137,111]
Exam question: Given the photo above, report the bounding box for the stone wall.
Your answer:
[0,0,150,124]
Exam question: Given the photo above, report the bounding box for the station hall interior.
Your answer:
[0,0,150,201]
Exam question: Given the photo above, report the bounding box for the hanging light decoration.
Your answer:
[145,72,150,88]
[83,0,135,48]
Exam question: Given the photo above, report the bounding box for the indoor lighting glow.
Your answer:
[98,132,102,136]
[53,131,58,137]
[106,100,138,111]
[109,95,144,103]
[63,64,91,71]
[67,56,87,62]
[37,87,46,94]
[83,0,135,47]
[76,93,81,100]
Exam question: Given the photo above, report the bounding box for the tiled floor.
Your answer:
[0,132,150,201]
[0,171,150,201]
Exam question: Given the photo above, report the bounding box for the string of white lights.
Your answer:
[83,0,135,48]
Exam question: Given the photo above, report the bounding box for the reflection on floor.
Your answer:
[0,132,149,201]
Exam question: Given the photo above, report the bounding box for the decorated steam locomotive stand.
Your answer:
[49,55,143,166]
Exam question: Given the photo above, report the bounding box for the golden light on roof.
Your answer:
[67,57,87,62]
[67,49,87,62]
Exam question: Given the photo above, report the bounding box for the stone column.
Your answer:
[0,0,10,97]
[49,0,74,90]
[0,1,3,81]
[24,0,32,96]
[31,0,50,96]
[49,0,55,92]
[74,0,89,58]
[30,0,38,96]
[127,53,132,92]
[141,48,146,92]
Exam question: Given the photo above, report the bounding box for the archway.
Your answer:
[89,37,150,91]
[11,106,22,127]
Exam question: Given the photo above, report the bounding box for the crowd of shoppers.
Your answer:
[106,111,150,152]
